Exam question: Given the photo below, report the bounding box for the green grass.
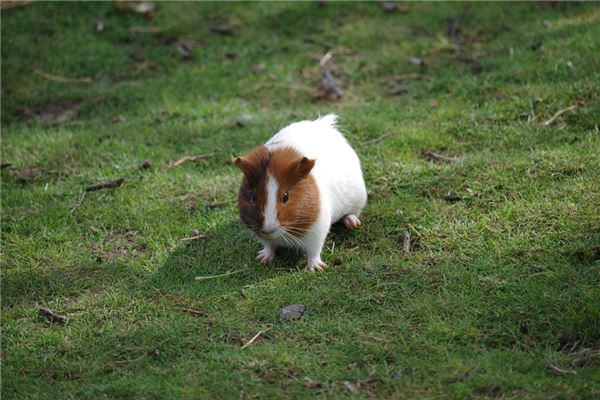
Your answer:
[2,2,600,399]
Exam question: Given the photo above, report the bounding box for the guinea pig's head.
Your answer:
[234,146,320,241]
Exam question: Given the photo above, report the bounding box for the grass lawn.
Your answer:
[2,2,600,398]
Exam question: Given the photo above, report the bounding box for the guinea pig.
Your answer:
[234,114,367,271]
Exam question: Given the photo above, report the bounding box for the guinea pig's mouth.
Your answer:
[259,228,280,238]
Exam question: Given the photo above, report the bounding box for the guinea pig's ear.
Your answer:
[292,157,315,180]
[234,156,252,176]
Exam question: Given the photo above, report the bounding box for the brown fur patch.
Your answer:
[235,146,320,239]
[268,148,320,237]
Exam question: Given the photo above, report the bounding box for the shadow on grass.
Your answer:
[151,215,360,299]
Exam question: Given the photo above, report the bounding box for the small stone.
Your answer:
[408,56,424,66]
[280,304,305,321]
[389,84,408,96]
[191,229,201,237]
[393,368,403,380]
[153,348,161,357]
[343,381,359,394]
[531,264,548,273]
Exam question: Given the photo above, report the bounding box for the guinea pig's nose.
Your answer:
[262,228,276,235]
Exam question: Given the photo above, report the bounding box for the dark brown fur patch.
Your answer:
[235,146,269,234]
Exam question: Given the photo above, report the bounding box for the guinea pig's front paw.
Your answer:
[256,247,276,263]
[307,257,327,272]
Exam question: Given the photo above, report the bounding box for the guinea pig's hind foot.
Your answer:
[343,214,361,229]
[307,257,327,272]
[257,246,276,263]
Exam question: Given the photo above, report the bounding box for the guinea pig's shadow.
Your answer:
[151,217,306,298]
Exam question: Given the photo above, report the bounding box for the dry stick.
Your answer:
[377,73,432,84]
[322,68,343,98]
[103,354,146,370]
[180,234,206,242]
[195,268,249,281]
[421,150,460,163]
[169,153,214,168]
[542,104,579,126]
[402,231,411,253]
[128,26,168,33]
[549,364,577,375]
[34,69,92,83]
[86,177,124,192]
[241,330,263,349]
[172,307,209,317]
[360,133,392,146]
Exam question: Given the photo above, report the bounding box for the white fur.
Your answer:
[261,114,367,271]
[263,173,279,233]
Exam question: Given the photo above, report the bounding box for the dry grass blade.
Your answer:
[169,153,214,168]
[34,69,92,83]
[0,1,32,11]
[180,234,206,242]
[542,103,579,126]
[241,331,263,349]
[548,364,577,375]
[172,307,209,317]
[195,268,249,281]
[360,133,392,146]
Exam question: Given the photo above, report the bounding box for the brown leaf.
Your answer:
[139,160,152,170]
[25,101,81,126]
[7,166,46,182]
[211,23,233,35]
[176,41,194,59]
[86,177,124,192]
[421,149,461,163]
[39,308,67,324]
[389,84,408,96]
[444,193,462,202]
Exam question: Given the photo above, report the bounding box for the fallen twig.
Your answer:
[360,133,392,146]
[402,231,411,253]
[548,364,577,375]
[542,103,579,126]
[321,68,343,99]
[86,177,124,192]
[421,149,461,163]
[378,74,431,84]
[128,25,168,33]
[195,268,249,281]
[39,308,67,324]
[34,69,92,84]
[180,234,206,242]
[172,307,209,317]
[169,153,214,168]
[241,330,263,349]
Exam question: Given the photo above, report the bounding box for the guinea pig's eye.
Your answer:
[251,194,256,202]
[282,192,289,203]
